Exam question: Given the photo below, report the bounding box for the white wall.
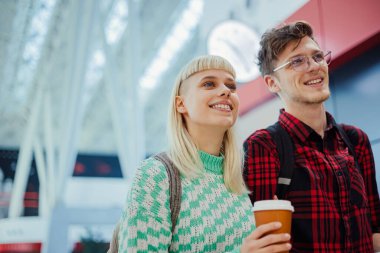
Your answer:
[236,97,283,146]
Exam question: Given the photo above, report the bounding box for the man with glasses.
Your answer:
[243,21,380,252]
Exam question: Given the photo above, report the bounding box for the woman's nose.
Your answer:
[219,85,231,97]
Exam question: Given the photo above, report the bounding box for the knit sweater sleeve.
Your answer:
[228,247,242,253]
[118,158,172,252]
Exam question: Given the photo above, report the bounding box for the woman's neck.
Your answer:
[187,126,225,156]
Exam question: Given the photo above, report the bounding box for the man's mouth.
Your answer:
[305,78,323,86]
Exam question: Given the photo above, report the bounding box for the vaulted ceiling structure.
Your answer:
[0,0,307,157]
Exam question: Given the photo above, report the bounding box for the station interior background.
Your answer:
[0,0,379,252]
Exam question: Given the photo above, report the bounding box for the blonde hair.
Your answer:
[167,55,247,194]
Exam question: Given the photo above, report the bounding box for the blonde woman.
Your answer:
[116,55,291,252]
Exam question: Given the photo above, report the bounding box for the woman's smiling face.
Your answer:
[176,69,239,131]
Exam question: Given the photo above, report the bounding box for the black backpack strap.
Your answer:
[267,122,295,199]
[154,152,182,233]
[335,124,361,173]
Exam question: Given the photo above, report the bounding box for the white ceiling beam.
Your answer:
[8,86,43,218]
[98,0,145,181]
[123,0,145,175]
[45,0,98,251]
[55,0,97,205]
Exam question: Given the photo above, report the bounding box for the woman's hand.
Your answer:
[240,222,291,253]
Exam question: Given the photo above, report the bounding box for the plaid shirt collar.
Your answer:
[278,109,337,143]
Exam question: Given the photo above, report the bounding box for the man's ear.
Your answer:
[175,96,187,113]
[264,74,281,93]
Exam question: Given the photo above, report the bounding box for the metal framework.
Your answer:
[4,0,145,251]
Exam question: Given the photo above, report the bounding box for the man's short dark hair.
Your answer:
[257,21,316,76]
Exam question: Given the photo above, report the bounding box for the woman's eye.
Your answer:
[203,81,215,88]
[226,83,237,91]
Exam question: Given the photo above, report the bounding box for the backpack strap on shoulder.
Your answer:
[154,152,182,233]
[267,122,295,199]
[335,124,361,173]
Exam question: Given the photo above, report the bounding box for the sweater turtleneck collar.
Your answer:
[198,150,223,175]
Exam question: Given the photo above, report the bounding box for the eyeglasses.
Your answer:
[273,51,332,72]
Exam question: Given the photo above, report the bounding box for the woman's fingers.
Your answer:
[241,222,292,253]
[242,232,291,253]
[259,242,292,253]
[254,233,290,249]
[249,222,281,239]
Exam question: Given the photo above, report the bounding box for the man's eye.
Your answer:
[290,57,305,67]
[313,53,324,62]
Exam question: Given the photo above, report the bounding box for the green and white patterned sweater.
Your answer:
[118,151,255,252]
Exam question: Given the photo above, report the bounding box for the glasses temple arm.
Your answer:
[273,61,290,72]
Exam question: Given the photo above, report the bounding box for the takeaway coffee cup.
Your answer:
[252,200,294,252]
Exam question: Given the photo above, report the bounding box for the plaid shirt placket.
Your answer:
[243,110,380,252]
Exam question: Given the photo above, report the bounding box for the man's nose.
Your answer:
[308,57,322,71]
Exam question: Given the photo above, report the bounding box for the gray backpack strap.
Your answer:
[267,122,295,199]
[154,152,182,233]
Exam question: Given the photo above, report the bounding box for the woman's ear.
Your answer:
[175,96,187,113]
[264,74,281,93]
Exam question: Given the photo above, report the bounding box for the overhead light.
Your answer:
[207,20,260,83]
[140,0,204,89]
[105,0,129,45]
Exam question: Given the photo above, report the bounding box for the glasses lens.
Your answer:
[312,52,325,63]
[291,56,307,71]
[275,51,332,72]
[324,51,332,65]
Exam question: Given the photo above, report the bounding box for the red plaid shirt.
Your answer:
[243,110,380,253]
